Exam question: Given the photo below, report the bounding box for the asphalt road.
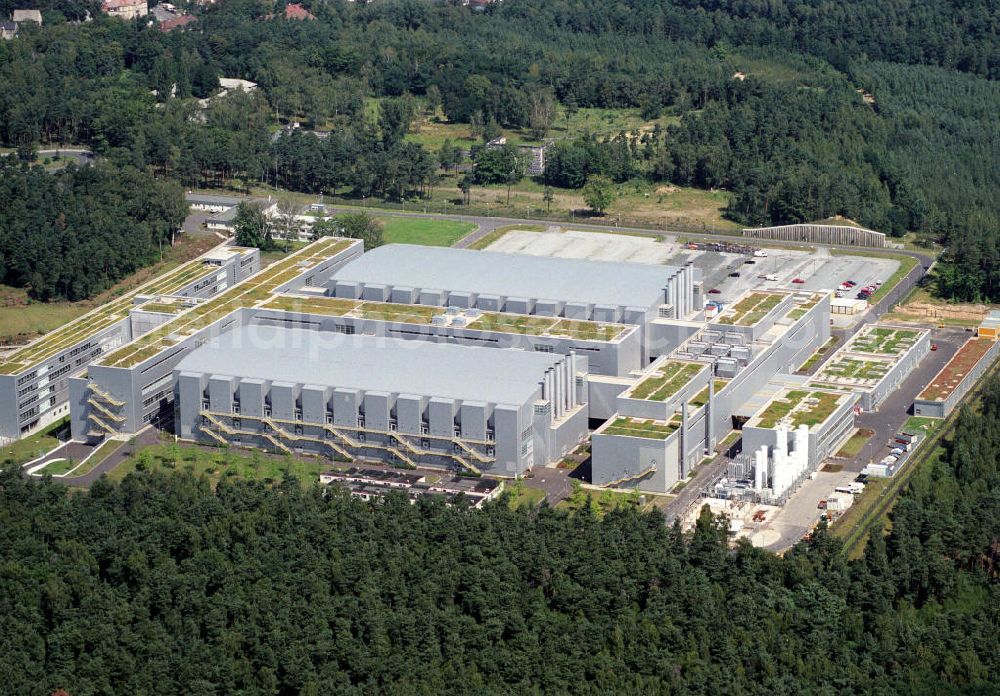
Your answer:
[37,148,95,165]
[847,328,968,472]
[185,192,935,269]
[662,452,731,525]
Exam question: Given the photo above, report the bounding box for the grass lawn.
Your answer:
[37,457,81,476]
[66,439,125,478]
[3,417,69,466]
[836,428,874,458]
[107,442,333,488]
[507,481,546,510]
[903,416,942,437]
[379,216,476,246]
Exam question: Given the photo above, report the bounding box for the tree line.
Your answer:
[2,374,1000,692]
[0,2,997,300]
[0,161,186,301]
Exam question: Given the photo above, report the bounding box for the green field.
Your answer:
[903,416,942,437]
[836,428,874,458]
[36,457,81,476]
[379,216,476,246]
[107,442,335,487]
[0,290,91,343]
[506,481,546,510]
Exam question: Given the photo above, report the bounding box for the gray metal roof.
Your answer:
[331,244,676,308]
[176,325,561,406]
[208,206,239,222]
[186,193,243,206]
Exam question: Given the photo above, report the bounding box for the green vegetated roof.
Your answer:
[716,292,784,326]
[629,361,705,401]
[919,337,995,401]
[847,326,920,356]
[602,416,680,440]
[0,255,232,375]
[261,295,627,341]
[819,356,892,383]
[99,238,355,369]
[754,389,846,429]
[688,379,730,408]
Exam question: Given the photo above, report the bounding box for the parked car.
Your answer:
[791,277,805,284]
[753,250,768,257]
[708,288,721,294]
[729,271,741,277]
[930,343,938,351]
[744,259,756,264]
[764,274,778,281]
[845,280,857,287]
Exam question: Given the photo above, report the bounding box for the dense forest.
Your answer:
[2,376,1000,693]
[0,0,997,300]
[0,162,186,300]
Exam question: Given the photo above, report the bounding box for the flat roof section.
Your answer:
[627,360,705,401]
[329,244,678,309]
[0,250,248,375]
[177,324,564,406]
[260,295,629,341]
[99,237,356,368]
[846,326,921,356]
[918,337,994,402]
[600,416,680,440]
[715,291,784,326]
[748,389,851,431]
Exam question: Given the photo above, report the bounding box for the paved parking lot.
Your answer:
[488,229,898,309]
[694,246,898,304]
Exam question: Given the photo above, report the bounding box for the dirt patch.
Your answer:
[655,185,680,194]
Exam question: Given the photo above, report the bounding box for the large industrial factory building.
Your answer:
[6,232,934,498]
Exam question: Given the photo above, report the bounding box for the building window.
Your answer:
[453,427,461,437]
[233,418,242,429]
[486,428,495,442]
[486,446,495,457]
[420,438,430,449]
[233,402,240,414]
[358,415,365,428]
[357,432,366,443]
[388,420,397,432]
[326,413,334,424]
[453,443,462,453]
[264,405,272,417]
[534,344,554,353]
[294,409,303,421]
[201,399,210,410]
[294,424,303,436]
[420,424,429,435]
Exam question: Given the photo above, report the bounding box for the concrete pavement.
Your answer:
[846,327,967,472]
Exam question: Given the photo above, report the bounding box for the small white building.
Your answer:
[102,0,148,20]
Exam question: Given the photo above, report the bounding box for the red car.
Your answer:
[791,277,805,284]
[707,288,721,294]
[931,344,938,351]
